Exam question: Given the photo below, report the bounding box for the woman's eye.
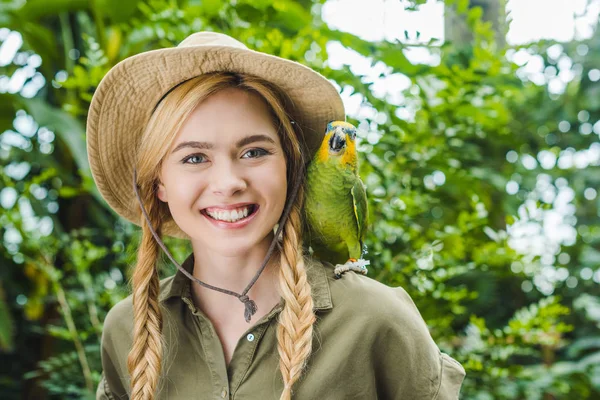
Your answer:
[182,154,207,164]
[242,148,269,159]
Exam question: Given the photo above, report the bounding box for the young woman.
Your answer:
[87,32,465,400]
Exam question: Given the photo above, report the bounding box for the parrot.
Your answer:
[304,121,369,279]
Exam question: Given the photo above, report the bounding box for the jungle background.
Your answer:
[1,0,599,398]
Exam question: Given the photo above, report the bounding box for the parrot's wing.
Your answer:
[351,179,368,247]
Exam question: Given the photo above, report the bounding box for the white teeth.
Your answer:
[206,206,253,222]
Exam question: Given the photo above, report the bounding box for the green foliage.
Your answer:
[1,0,599,398]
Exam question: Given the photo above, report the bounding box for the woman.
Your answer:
[87,32,465,400]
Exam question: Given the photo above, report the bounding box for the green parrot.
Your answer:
[304,121,369,278]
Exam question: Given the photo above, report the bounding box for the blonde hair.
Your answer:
[129,72,316,399]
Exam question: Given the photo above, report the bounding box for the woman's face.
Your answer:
[157,87,287,257]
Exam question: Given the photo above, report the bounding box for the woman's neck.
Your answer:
[188,234,282,325]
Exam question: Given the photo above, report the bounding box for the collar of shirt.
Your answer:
[157,252,334,311]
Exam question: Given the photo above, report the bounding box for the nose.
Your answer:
[210,160,247,196]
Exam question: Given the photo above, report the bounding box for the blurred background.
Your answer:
[1,0,599,398]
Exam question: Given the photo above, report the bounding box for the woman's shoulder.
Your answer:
[309,257,466,399]
[313,258,428,326]
[324,259,438,348]
[102,274,178,336]
[98,274,182,399]
[307,257,439,353]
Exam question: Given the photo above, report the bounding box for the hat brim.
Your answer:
[86,44,345,239]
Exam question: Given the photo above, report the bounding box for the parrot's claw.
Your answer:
[334,259,370,279]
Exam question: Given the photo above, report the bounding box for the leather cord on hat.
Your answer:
[132,165,302,323]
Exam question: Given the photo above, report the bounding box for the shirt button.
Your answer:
[246,333,255,342]
[221,388,228,398]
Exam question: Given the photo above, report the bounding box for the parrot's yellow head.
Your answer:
[317,121,358,167]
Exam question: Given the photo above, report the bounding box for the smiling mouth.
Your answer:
[201,204,259,223]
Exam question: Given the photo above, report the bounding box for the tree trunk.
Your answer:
[445,0,507,47]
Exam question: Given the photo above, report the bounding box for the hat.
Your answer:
[86,31,345,238]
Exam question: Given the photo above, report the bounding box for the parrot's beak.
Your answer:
[328,129,346,153]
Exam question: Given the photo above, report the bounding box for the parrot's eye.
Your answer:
[345,128,356,140]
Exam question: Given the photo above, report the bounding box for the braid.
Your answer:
[127,189,164,400]
[276,193,316,400]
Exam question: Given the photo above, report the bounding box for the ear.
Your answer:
[157,178,168,202]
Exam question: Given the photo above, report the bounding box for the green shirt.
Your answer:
[97,253,465,399]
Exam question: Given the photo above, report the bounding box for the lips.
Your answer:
[203,204,257,222]
[200,203,259,227]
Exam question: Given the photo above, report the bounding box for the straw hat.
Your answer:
[86,31,345,238]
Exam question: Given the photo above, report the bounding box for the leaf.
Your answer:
[17,0,90,20]
[94,0,141,23]
[19,99,110,212]
[0,284,14,351]
[22,98,90,177]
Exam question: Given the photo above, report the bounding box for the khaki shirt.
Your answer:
[97,253,465,399]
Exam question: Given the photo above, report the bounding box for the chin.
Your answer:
[187,229,274,256]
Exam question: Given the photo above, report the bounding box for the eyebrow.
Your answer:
[236,134,276,148]
[171,141,213,154]
[171,134,276,154]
